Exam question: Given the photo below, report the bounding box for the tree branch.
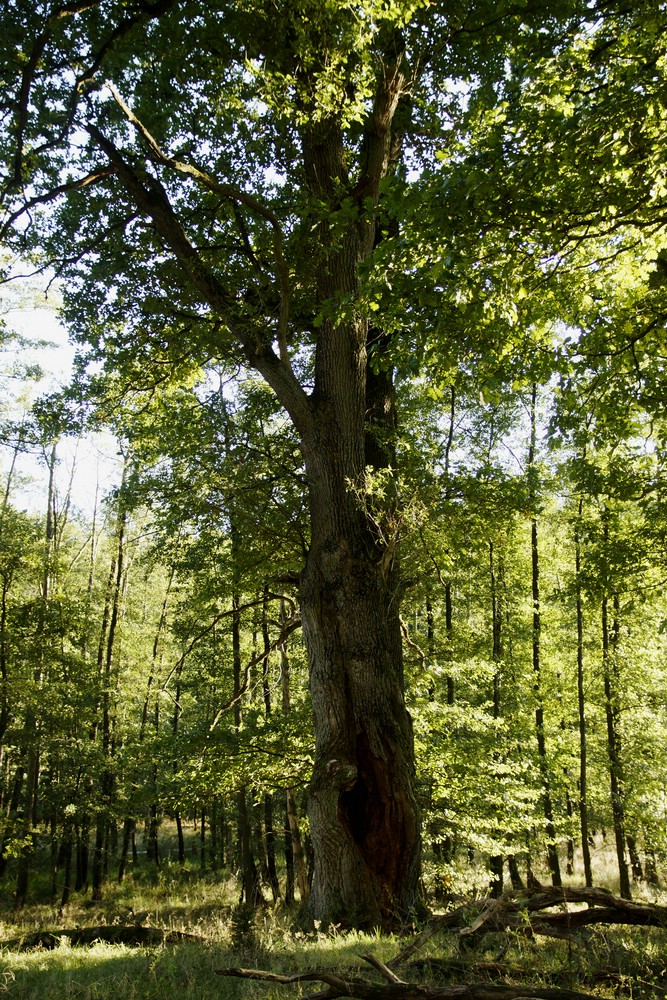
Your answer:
[1,167,114,241]
[217,965,600,1000]
[160,594,299,697]
[84,121,313,437]
[104,81,292,365]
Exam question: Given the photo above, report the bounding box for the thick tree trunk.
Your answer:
[295,102,420,926]
[300,429,420,927]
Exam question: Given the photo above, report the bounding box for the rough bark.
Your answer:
[299,372,420,925]
[72,17,420,930]
[300,509,420,927]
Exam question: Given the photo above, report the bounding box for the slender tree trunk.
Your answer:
[574,504,593,886]
[0,578,12,756]
[231,592,263,907]
[507,855,524,890]
[0,767,24,876]
[0,422,27,766]
[16,443,58,908]
[488,540,504,897]
[171,649,185,866]
[75,816,90,891]
[210,797,219,871]
[117,818,135,882]
[92,471,128,901]
[528,387,561,888]
[279,610,309,902]
[59,819,73,912]
[443,385,456,706]
[283,800,295,906]
[259,587,281,901]
[626,834,643,882]
[565,790,575,876]
[175,812,185,865]
[645,848,660,886]
[140,567,175,875]
[601,576,630,899]
[200,807,206,871]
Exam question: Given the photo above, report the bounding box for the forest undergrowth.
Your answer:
[1,861,667,1000]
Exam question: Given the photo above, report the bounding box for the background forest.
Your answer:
[1,0,667,996]
[0,304,665,911]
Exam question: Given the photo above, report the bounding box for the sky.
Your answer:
[2,302,122,518]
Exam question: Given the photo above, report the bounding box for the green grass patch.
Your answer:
[1,874,667,1000]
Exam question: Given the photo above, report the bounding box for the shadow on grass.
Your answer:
[1,941,256,1000]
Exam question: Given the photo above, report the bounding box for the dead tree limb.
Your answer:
[217,965,600,1000]
[389,886,667,964]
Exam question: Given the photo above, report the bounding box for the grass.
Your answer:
[1,865,667,1000]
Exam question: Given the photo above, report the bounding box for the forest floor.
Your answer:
[0,868,666,1000]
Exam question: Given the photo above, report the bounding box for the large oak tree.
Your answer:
[0,0,596,926]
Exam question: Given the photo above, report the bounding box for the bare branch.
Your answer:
[160,594,299,696]
[208,613,302,730]
[217,965,601,1000]
[1,166,114,241]
[361,954,407,985]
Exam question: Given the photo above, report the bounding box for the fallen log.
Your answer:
[2,924,205,951]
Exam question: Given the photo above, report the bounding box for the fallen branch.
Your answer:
[389,886,667,962]
[3,924,204,951]
[217,965,600,1000]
